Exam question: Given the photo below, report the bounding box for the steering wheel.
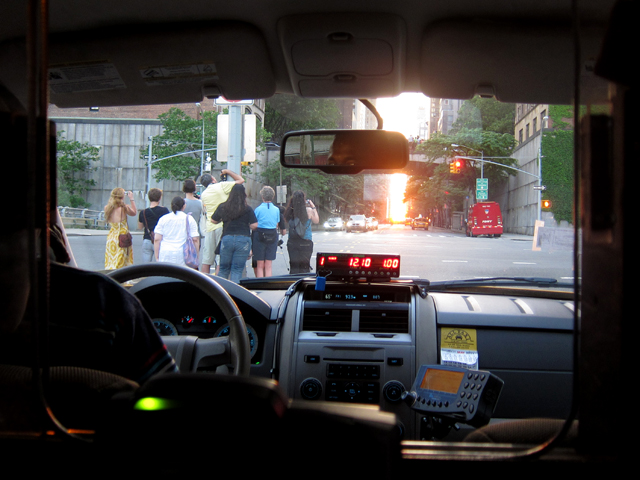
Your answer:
[108,264,251,376]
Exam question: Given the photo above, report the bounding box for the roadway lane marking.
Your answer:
[442,260,468,263]
[513,262,537,265]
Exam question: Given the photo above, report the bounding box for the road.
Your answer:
[66,224,575,283]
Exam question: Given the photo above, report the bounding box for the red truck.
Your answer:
[466,201,503,237]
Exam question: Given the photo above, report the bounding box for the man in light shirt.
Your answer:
[199,169,244,274]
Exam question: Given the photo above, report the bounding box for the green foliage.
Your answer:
[407,126,517,210]
[145,107,219,182]
[541,129,574,224]
[548,105,574,130]
[261,95,349,213]
[451,97,515,135]
[56,131,100,207]
[259,157,364,214]
[265,95,342,144]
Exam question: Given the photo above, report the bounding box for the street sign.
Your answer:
[533,185,546,191]
[476,178,488,200]
[143,155,157,160]
[215,97,253,105]
[277,185,287,204]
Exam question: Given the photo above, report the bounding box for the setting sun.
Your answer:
[388,173,408,222]
[375,94,428,223]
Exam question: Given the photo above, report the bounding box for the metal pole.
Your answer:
[146,135,153,208]
[538,143,542,222]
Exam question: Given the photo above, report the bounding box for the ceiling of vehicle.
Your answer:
[0,0,616,109]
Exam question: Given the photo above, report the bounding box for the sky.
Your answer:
[375,93,430,138]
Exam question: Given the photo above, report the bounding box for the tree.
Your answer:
[405,97,517,216]
[265,95,342,145]
[450,97,515,135]
[145,107,219,182]
[56,132,100,208]
[262,95,354,214]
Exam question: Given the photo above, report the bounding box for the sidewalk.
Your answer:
[65,228,143,236]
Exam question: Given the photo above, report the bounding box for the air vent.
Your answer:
[303,308,352,332]
[359,308,409,333]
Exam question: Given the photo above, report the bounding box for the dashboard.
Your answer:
[130,273,574,441]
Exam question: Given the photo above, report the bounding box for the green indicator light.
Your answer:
[134,397,179,411]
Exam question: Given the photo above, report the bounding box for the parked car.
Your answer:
[324,217,345,231]
[346,214,367,233]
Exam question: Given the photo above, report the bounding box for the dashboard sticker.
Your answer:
[440,327,479,370]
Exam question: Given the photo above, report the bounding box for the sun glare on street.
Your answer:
[388,173,408,223]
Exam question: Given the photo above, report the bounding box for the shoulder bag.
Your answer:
[118,216,132,248]
[183,213,199,269]
[142,208,156,243]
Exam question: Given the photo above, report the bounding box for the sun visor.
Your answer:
[278,14,406,98]
[420,21,608,104]
[0,22,275,108]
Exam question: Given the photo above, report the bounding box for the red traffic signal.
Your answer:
[542,199,552,209]
[449,158,463,174]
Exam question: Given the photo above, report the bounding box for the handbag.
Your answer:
[183,213,199,269]
[118,221,132,248]
[142,209,155,243]
[259,229,278,244]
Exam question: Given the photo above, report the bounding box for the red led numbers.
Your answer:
[382,258,399,269]
[348,257,373,268]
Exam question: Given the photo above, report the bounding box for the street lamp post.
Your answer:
[196,102,205,178]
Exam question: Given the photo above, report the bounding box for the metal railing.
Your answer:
[57,207,107,229]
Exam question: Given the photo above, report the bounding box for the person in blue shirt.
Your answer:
[253,186,286,277]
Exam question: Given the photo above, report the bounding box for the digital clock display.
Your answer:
[316,253,401,279]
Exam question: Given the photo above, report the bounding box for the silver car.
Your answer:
[324,217,345,231]
[346,215,367,233]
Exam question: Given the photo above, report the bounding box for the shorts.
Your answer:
[252,228,278,261]
[201,227,223,266]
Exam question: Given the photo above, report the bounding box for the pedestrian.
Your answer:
[182,179,203,239]
[211,184,258,283]
[137,188,169,263]
[153,196,199,267]
[284,190,319,274]
[252,186,286,278]
[104,187,137,270]
[199,169,244,274]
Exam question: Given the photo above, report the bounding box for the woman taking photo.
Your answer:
[211,184,258,283]
[104,187,137,270]
[154,196,199,267]
[284,190,319,274]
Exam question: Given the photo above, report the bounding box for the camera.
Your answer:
[220,173,228,181]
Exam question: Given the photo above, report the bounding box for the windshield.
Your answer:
[54,95,575,288]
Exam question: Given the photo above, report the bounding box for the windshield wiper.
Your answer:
[428,277,563,291]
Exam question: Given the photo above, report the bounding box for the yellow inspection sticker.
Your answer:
[441,327,479,369]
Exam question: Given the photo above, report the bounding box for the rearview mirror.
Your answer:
[280,130,409,174]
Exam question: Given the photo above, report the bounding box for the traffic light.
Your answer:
[449,158,463,174]
[542,199,552,209]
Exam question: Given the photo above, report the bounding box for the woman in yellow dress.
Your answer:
[104,187,137,270]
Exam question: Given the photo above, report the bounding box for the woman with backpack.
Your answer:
[284,190,319,274]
